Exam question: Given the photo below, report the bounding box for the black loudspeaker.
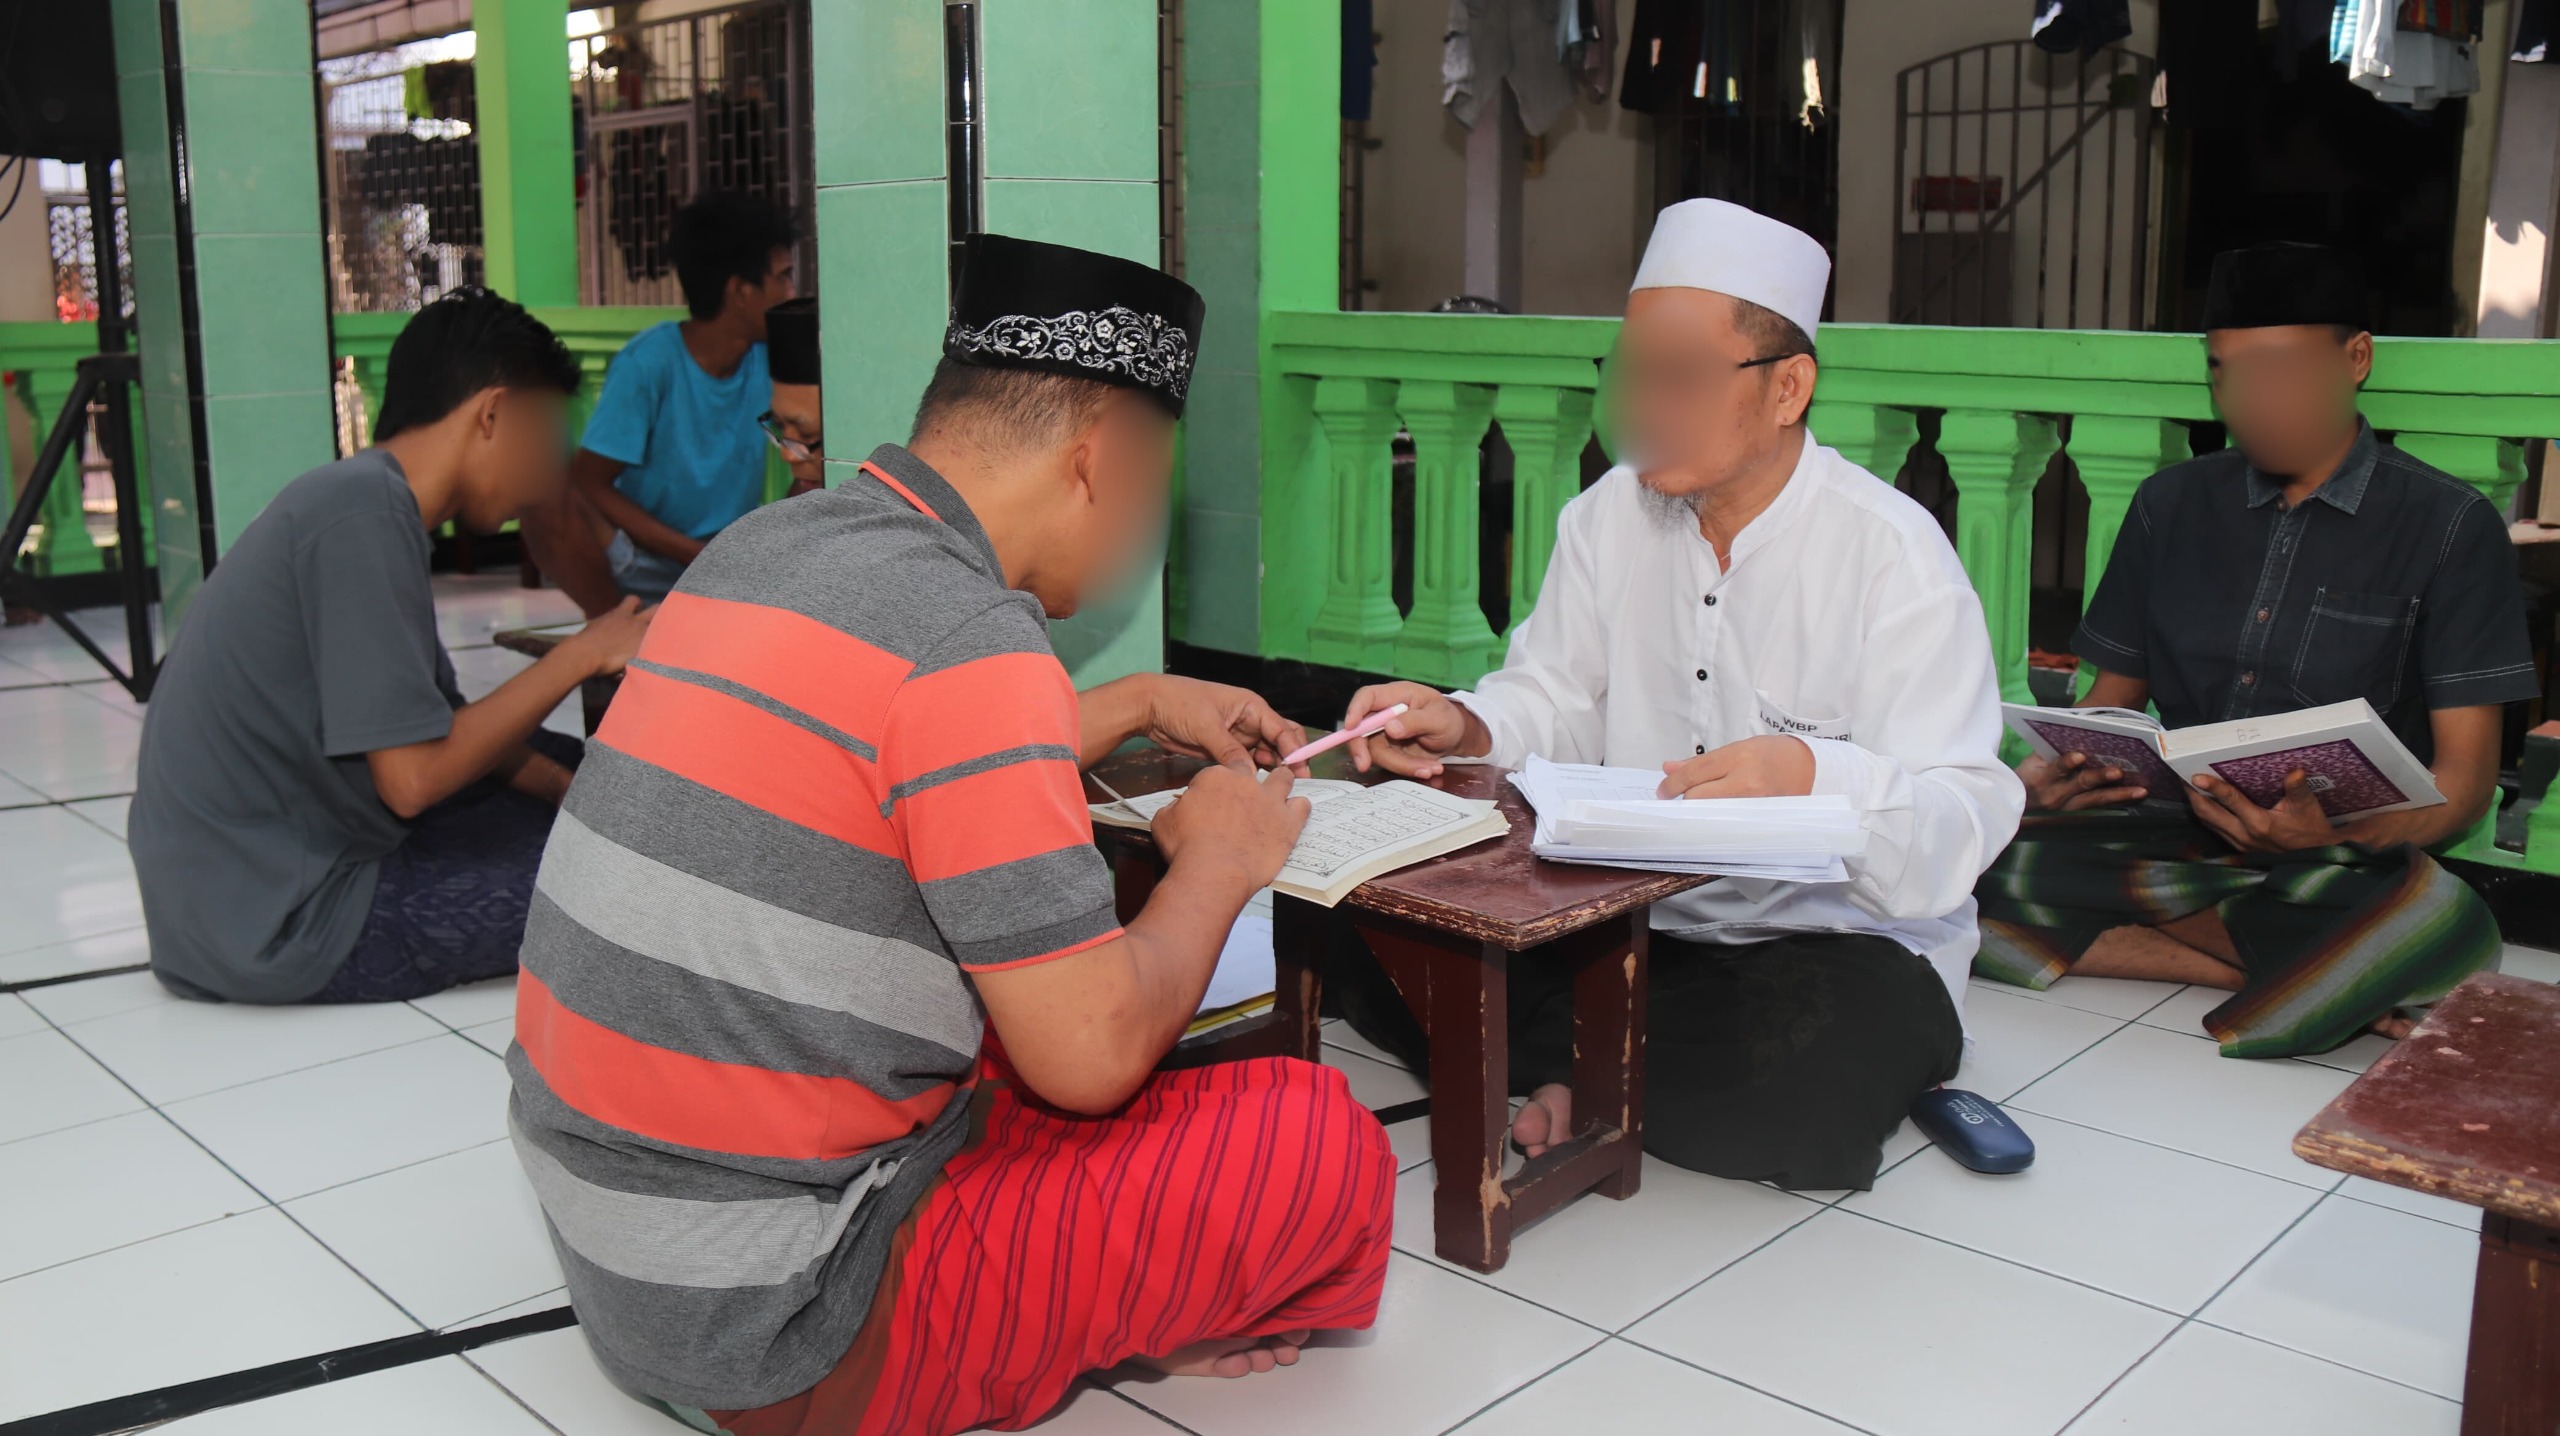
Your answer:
[0,0,123,162]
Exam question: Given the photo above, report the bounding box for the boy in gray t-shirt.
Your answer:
[129,290,652,1003]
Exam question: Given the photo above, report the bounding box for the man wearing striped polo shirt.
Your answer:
[507,235,1396,1436]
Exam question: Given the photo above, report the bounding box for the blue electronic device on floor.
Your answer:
[1909,1087,2036,1173]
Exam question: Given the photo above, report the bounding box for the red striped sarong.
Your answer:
[684,1055,1396,1436]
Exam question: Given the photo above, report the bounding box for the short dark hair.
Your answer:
[909,358,1121,452]
[1732,296,1817,364]
[670,191,797,320]
[371,288,580,442]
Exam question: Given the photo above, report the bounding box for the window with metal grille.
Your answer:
[571,0,812,307]
[320,35,486,314]
[38,159,132,324]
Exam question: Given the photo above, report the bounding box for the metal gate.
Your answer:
[573,0,811,307]
[1891,40,2157,329]
[320,41,484,314]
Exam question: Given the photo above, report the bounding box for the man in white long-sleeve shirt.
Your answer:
[1332,200,2025,1191]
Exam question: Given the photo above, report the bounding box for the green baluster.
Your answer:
[2392,432,2526,515]
[348,351,390,449]
[2065,415,2186,692]
[18,365,100,577]
[1938,409,2059,708]
[1393,379,1500,687]
[1306,377,1404,672]
[1810,399,1920,483]
[1492,383,1592,634]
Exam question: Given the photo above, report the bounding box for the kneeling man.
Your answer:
[508,236,1395,1436]
[1973,243,2532,1057]
[1337,200,2025,1192]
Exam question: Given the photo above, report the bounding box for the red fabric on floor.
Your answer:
[703,1055,1396,1436]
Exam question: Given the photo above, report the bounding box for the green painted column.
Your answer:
[2066,415,2186,605]
[1939,409,2060,708]
[981,0,1166,686]
[1305,376,1402,669]
[110,0,339,627]
[1493,383,1591,632]
[809,2,947,485]
[1394,379,1501,686]
[474,0,579,307]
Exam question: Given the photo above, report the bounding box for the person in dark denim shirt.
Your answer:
[1973,244,2536,1058]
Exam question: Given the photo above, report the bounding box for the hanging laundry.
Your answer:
[1622,0,1744,115]
[1561,0,1617,104]
[1787,0,1839,127]
[2517,0,2558,60]
[1443,0,1581,134]
[2030,0,2132,56]
[1344,0,1378,122]
[2397,0,2482,38]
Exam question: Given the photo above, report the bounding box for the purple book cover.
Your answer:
[2206,739,2409,818]
[2024,719,2180,794]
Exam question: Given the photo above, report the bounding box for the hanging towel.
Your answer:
[2031,0,2133,55]
[1445,0,1580,133]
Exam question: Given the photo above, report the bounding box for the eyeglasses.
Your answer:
[758,411,822,462]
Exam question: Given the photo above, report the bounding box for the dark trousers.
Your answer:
[1323,919,1964,1192]
[309,730,583,1004]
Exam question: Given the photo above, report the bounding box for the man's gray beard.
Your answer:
[1636,476,1704,528]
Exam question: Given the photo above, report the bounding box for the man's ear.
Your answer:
[2345,331,2375,388]
[1774,354,1817,427]
[472,386,507,440]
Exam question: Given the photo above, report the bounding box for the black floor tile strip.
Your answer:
[1367,1097,1431,1126]
[0,965,149,996]
[2,1306,578,1436]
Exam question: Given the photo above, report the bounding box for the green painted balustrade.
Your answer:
[1256,310,2560,873]
[0,320,141,578]
[332,306,685,451]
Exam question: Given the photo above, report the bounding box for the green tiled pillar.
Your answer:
[110,0,338,628]
[979,0,1164,686]
[475,0,579,306]
[809,1,948,498]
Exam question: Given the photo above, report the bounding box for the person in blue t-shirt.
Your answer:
[523,191,797,614]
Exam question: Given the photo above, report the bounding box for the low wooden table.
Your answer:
[2293,972,2560,1434]
[1087,748,1710,1273]
[491,626,620,736]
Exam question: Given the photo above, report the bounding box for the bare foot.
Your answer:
[1134,1330,1313,1379]
[2076,925,2246,989]
[2369,1012,2416,1040]
[1511,1083,1574,1159]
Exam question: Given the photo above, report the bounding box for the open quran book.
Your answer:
[2002,697,2443,822]
[1090,777,1508,906]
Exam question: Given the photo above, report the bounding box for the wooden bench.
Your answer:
[1088,747,1709,1273]
[2293,971,2560,1434]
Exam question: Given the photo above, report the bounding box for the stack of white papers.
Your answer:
[1509,755,1865,883]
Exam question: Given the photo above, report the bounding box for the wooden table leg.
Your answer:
[1269,894,1327,1062]
[1568,912,1647,1201]
[2465,1213,2560,1435]
[1358,916,1514,1273]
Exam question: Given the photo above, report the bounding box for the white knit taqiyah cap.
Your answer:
[1630,198,1831,339]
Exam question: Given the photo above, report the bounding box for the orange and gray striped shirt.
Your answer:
[505,444,1121,1410]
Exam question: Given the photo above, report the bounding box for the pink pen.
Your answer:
[1276,703,1408,768]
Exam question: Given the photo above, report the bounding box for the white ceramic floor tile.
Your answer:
[0,680,143,800]
[0,1208,416,1423]
[0,806,142,957]
[2007,1023,2353,1186]
[0,768,45,803]
[69,679,146,718]
[449,1287,569,1329]
[64,793,130,840]
[0,1109,266,1281]
[159,1355,556,1435]
[1323,1044,1428,1110]
[2070,1321,2459,1434]
[411,974,519,1031]
[973,1386,1188,1435]
[166,1035,515,1200]
[2499,943,2560,984]
[1121,1252,1600,1436]
[63,995,446,1103]
[1380,1113,1433,1172]
[1322,1015,1407,1068]
[1950,986,2126,1101]
[1393,1156,1816,1330]
[0,612,147,683]
[0,922,150,988]
[1970,971,2186,1021]
[1458,1338,1857,1435]
[2200,1194,2478,1398]
[471,1326,715,1436]
[0,1027,145,1144]
[463,1015,516,1056]
[2134,983,2229,1038]
[1627,1209,2176,1436]
[20,962,177,1026]
[2335,1174,2482,1231]
[0,653,54,689]
[0,993,41,1039]
[1844,1115,2322,1313]
[287,1139,562,1328]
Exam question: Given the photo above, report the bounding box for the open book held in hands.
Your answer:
[2002,697,2443,822]
[1509,756,1865,882]
[1089,777,1508,907]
